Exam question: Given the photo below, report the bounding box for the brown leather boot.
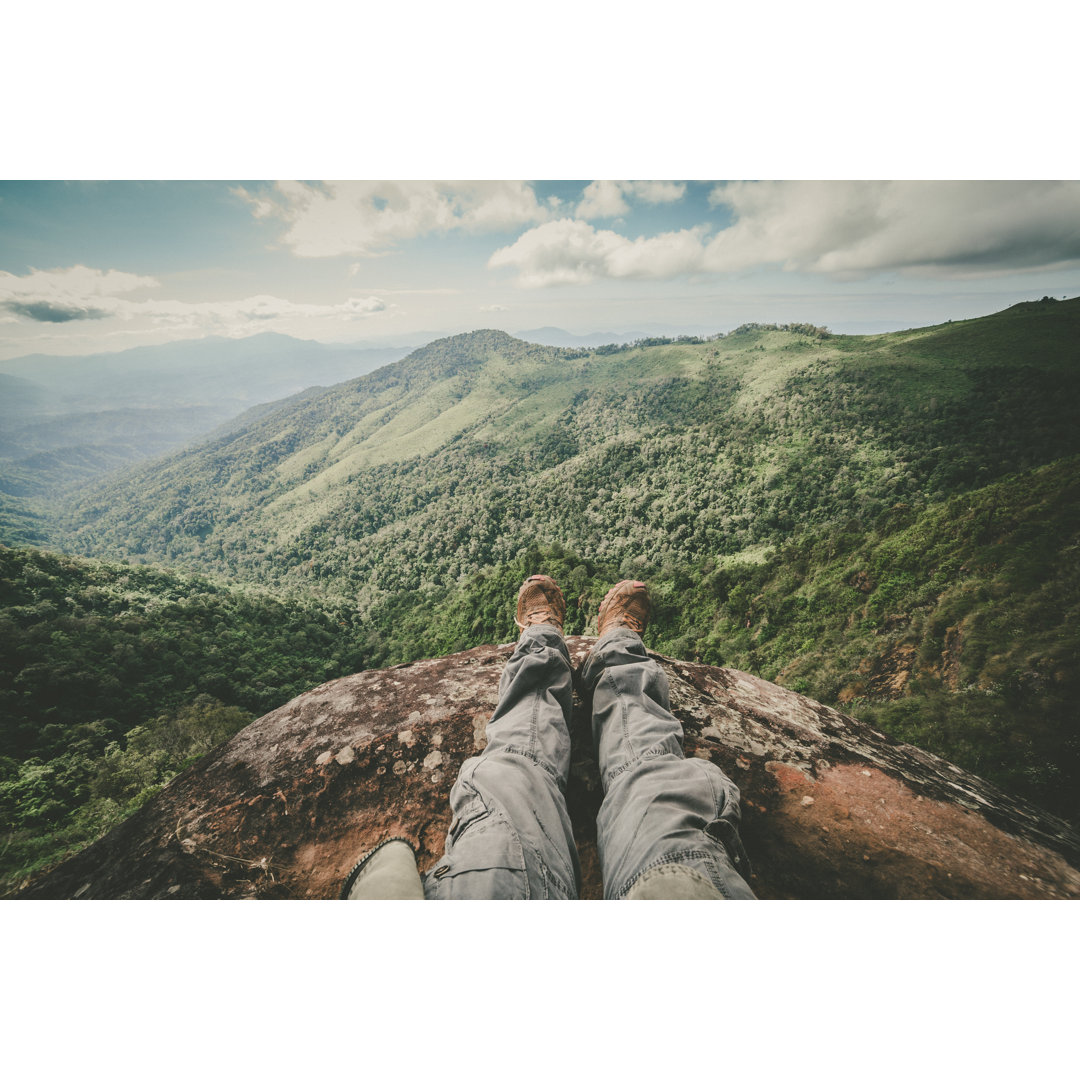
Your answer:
[597,579,651,637]
[514,574,566,632]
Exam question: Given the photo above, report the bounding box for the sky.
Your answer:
[2,179,1079,362]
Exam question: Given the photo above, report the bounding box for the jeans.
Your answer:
[422,625,756,900]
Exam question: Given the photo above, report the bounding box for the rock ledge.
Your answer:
[20,638,1080,900]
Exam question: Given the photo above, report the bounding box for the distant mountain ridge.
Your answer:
[0,331,411,413]
[61,299,1080,605]
[0,332,412,500]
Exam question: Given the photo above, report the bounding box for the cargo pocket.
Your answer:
[425,772,530,900]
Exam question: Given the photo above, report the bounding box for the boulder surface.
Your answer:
[20,638,1080,899]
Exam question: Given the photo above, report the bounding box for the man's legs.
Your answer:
[423,583,580,899]
[580,583,756,900]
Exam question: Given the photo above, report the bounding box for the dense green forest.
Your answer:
[2,298,1078,891]
[0,547,369,888]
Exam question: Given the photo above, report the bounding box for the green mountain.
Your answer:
[63,300,1080,609]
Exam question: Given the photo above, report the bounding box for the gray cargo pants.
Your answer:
[423,625,756,899]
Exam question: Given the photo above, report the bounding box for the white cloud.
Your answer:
[236,181,552,257]
[336,296,387,318]
[488,219,708,286]
[705,180,1080,275]
[0,265,159,322]
[232,188,278,219]
[607,226,708,279]
[489,220,624,286]
[0,266,159,297]
[576,180,687,219]
[496,182,1080,287]
[0,265,386,329]
[479,304,507,312]
[576,180,631,219]
[115,294,387,327]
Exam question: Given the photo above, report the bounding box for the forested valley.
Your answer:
[2,297,1078,891]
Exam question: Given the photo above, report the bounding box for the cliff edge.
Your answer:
[19,637,1080,899]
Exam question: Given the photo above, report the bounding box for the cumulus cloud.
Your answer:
[235,181,552,257]
[576,180,631,219]
[576,180,687,219]
[0,265,386,331]
[705,180,1080,276]
[0,265,159,321]
[493,181,1080,286]
[488,219,708,287]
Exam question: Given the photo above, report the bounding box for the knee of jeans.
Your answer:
[625,862,724,900]
[689,757,742,818]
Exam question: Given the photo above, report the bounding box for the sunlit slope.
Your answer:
[63,301,1080,604]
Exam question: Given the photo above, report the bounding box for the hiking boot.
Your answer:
[514,574,566,633]
[597,579,651,637]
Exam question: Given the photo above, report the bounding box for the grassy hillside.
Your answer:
[61,301,1080,611]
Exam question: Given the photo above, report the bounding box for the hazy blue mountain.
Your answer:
[0,332,412,499]
[0,373,51,423]
[0,332,411,412]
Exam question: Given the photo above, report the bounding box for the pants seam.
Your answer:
[603,667,640,772]
[531,809,578,896]
[529,681,540,761]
